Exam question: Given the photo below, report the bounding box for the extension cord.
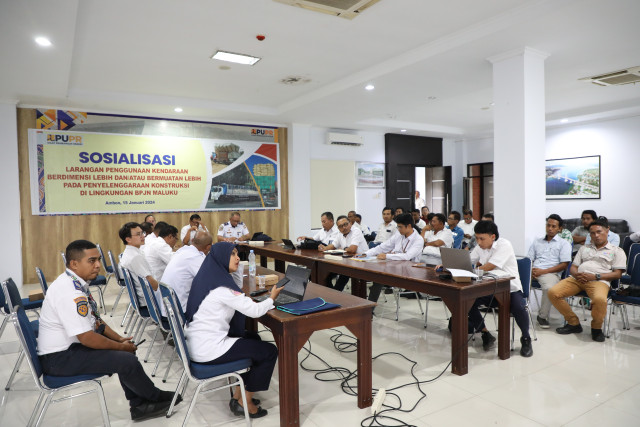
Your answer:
[371,388,386,415]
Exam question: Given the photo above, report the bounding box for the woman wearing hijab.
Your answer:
[185,242,282,418]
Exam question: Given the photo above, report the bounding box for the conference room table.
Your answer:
[243,267,375,427]
[241,242,512,376]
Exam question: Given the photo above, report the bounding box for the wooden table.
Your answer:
[244,267,375,426]
[242,242,324,282]
[315,258,512,376]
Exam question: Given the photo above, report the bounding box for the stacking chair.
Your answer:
[605,253,640,337]
[159,283,186,382]
[120,268,151,341]
[96,243,115,284]
[138,275,172,377]
[107,250,130,318]
[60,252,108,314]
[620,243,640,284]
[35,267,48,296]
[162,297,251,426]
[11,307,110,427]
[2,279,42,391]
[622,235,633,257]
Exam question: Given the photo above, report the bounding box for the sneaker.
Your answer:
[130,400,172,422]
[556,323,583,335]
[520,336,533,357]
[591,328,605,342]
[481,331,496,350]
[536,316,550,329]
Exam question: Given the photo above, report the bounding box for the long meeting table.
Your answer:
[241,242,512,376]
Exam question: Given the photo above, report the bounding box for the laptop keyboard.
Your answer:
[275,294,299,305]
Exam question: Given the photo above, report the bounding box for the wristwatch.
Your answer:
[595,273,601,281]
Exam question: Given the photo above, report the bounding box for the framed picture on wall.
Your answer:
[545,155,600,199]
[356,162,385,188]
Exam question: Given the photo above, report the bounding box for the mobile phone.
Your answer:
[276,278,290,288]
[250,289,268,297]
[134,339,146,347]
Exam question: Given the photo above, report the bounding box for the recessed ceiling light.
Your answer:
[174,107,183,113]
[211,50,260,65]
[365,84,375,91]
[561,118,569,123]
[400,129,407,132]
[489,102,495,106]
[35,36,52,47]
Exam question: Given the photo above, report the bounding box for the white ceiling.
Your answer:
[2,0,639,139]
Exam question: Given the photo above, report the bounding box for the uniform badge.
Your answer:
[75,296,89,317]
[219,225,224,231]
[231,289,243,296]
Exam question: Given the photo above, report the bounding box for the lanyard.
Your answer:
[65,270,102,324]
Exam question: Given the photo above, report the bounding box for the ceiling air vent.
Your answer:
[273,0,381,19]
[580,66,640,86]
[326,132,363,146]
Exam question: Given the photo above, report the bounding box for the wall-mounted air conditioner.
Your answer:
[325,132,364,147]
[273,0,381,20]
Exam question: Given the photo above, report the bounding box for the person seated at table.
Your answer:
[527,214,572,329]
[120,222,158,307]
[217,212,250,243]
[420,206,430,223]
[411,209,426,230]
[181,214,210,246]
[549,217,626,342]
[319,215,369,291]
[446,211,464,249]
[467,220,533,357]
[363,213,424,303]
[420,213,453,265]
[185,243,282,419]
[370,207,398,248]
[298,211,339,245]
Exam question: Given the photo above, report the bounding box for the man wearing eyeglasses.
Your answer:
[319,215,368,291]
[119,222,159,307]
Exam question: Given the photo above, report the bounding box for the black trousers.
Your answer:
[333,275,350,292]
[205,332,278,393]
[39,343,161,407]
[468,291,530,338]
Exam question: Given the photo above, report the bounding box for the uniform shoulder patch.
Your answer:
[75,296,89,317]
[219,224,225,231]
[231,289,243,296]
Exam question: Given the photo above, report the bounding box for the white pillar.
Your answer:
[287,123,312,238]
[488,47,548,254]
[0,101,23,287]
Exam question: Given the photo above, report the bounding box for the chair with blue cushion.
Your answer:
[120,268,150,340]
[11,307,110,426]
[622,236,633,257]
[159,283,186,383]
[2,279,42,391]
[620,243,640,285]
[107,250,131,320]
[162,296,251,426]
[605,253,640,337]
[60,251,108,314]
[138,275,172,377]
[96,244,114,284]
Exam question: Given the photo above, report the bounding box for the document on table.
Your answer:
[446,268,478,279]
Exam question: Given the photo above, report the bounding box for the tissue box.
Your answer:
[256,274,279,286]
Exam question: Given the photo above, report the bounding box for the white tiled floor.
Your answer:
[2,279,640,426]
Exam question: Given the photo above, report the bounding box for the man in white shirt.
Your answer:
[144,214,156,228]
[160,231,213,314]
[217,211,250,242]
[319,215,368,291]
[181,214,209,246]
[298,211,339,245]
[527,214,572,328]
[411,209,426,230]
[119,222,159,307]
[459,209,478,249]
[354,214,372,237]
[421,213,454,265]
[415,191,426,211]
[38,239,178,421]
[372,207,398,247]
[467,220,533,357]
[145,225,179,281]
[364,213,424,302]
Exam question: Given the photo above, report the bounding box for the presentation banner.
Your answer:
[28,129,281,215]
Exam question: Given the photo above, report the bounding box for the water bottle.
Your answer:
[248,250,256,285]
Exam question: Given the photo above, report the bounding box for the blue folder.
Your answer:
[276,297,340,315]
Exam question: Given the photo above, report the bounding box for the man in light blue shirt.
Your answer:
[446,211,465,249]
[528,214,572,328]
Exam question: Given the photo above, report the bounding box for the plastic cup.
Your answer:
[258,275,266,289]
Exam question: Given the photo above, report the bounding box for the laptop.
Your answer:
[440,247,474,272]
[254,265,311,306]
[250,232,263,240]
[282,238,297,250]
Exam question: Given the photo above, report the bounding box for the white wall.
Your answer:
[546,116,640,231]
[443,138,464,212]
[308,128,386,232]
[457,115,640,233]
[0,102,23,287]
